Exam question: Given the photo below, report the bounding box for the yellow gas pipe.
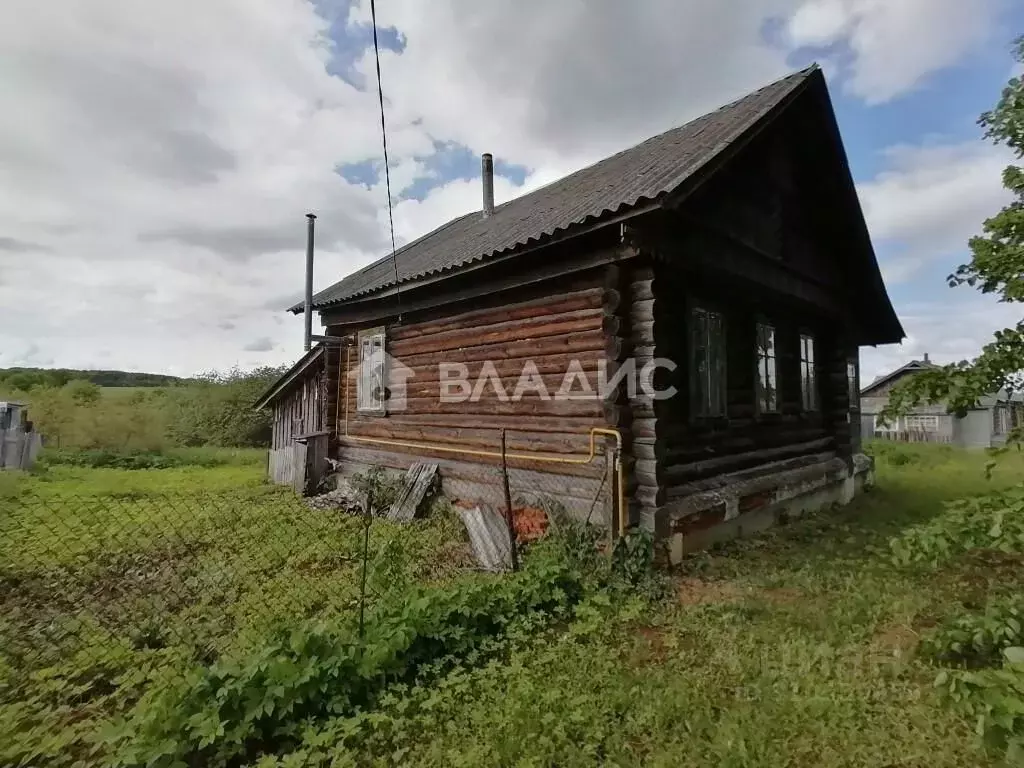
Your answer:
[338,346,627,537]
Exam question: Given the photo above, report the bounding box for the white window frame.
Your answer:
[755,322,778,414]
[874,414,898,433]
[357,327,387,414]
[905,414,939,432]
[690,306,727,419]
[799,334,817,411]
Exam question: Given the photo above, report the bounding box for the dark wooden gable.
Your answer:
[682,105,843,293]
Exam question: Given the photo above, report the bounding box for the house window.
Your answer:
[690,307,726,418]
[905,414,939,432]
[755,322,778,413]
[357,327,386,413]
[873,414,897,433]
[799,334,817,411]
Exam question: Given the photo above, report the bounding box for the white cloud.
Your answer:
[859,139,1014,284]
[786,0,1008,103]
[0,0,1011,375]
[349,0,798,173]
[858,132,1019,384]
[861,294,1020,384]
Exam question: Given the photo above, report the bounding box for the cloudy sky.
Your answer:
[1,0,1022,382]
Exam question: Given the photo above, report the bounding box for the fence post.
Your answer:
[358,484,374,645]
[500,429,519,572]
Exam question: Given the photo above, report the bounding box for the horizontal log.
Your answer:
[663,425,829,456]
[630,279,654,302]
[630,438,667,461]
[665,437,835,489]
[386,287,604,341]
[342,394,601,418]
[392,371,604,401]
[632,417,657,439]
[336,439,607,479]
[602,315,622,336]
[602,287,622,313]
[348,350,607,387]
[629,301,655,324]
[398,330,606,369]
[668,451,838,500]
[346,422,593,455]
[389,309,603,357]
[634,458,658,487]
[635,484,666,509]
[606,337,625,361]
[354,413,606,434]
[333,461,602,506]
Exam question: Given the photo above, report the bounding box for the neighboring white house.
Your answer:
[859,356,1023,449]
[0,401,42,470]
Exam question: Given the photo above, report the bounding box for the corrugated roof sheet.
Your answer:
[297,66,818,311]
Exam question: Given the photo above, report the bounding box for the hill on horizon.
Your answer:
[0,367,189,391]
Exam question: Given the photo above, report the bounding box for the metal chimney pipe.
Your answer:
[481,153,494,219]
[303,213,316,352]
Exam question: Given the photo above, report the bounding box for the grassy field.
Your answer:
[0,449,472,767]
[2,442,1023,766]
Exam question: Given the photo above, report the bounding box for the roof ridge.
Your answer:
[503,66,819,207]
[298,65,827,312]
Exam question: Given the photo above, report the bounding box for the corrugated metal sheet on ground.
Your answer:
[457,505,512,572]
[386,462,439,521]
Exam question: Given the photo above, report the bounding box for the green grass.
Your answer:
[258,442,1024,767]
[0,457,471,767]
[3,442,1024,766]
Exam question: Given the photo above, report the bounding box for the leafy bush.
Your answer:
[39,449,227,471]
[887,485,1024,567]
[111,558,585,767]
[935,648,1024,763]
[349,466,401,513]
[922,597,1024,667]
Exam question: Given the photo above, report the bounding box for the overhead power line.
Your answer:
[369,0,402,320]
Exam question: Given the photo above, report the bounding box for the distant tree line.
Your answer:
[0,366,287,450]
[0,367,186,391]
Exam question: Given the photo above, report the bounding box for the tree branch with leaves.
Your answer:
[881,37,1024,444]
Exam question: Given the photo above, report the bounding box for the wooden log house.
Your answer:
[260,65,904,560]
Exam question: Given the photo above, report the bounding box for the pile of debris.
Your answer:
[305,462,441,521]
[304,481,362,513]
[305,462,555,573]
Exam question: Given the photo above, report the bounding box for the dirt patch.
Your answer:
[630,625,672,664]
[759,587,803,605]
[872,623,920,657]
[676,577,745,606]
[675,578,805,608]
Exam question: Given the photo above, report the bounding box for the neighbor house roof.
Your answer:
[293,66,820,312]
[860,359,939,397]
[861,359,1024,408]
[253,343,325,411]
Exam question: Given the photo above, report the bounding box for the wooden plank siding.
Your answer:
[330,270,616,519]
[270,361,328,451]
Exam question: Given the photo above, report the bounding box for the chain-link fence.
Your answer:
[1,430,619,764]
[499,432,618,560]
[0,485,479,765]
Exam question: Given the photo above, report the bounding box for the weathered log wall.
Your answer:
[650,257,839,511]
[331,270,616,520]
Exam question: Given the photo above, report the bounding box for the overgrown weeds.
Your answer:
[887,484,1024,567]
